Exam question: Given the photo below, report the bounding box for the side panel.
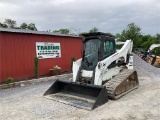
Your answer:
[0,32,82,82]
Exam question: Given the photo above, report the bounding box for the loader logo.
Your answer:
[36,42,61,59]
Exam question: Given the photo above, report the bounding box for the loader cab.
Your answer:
[82,32,116,70]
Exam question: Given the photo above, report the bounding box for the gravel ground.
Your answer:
[1,53,160,120]
[133,53,160,76]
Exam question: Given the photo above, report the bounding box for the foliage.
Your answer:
[34,56,39,78]
[152,48,160,56]
[4,19,17,28]
[89,27,99,33]
[27,23,37,30]
[141,36,155,50]
[0,19,17,28]
[116,44,124,50]
[155,33,160,43]
[6,77,14,84]
[0,19,37,30]
[0,22,8,28]
[20,23,28,30]
[79,32,88,37]
[20,23,37,30]
[71,56,76,70]
[78,27,99,37]
[115,22,160,54]
[116,23,142,46]
[54,29,71,34]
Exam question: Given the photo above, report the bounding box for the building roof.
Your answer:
[0,28,79,38]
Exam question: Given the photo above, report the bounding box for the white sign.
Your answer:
[36,42,61,59]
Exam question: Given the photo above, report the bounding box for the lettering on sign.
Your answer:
[36,42,61,59]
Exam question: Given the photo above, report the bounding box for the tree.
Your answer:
[78,32,87,37]
[0,19,38,30]
[0,22,7,28]
[54,29,71,34]
[4,19,17,28]
[28,23,37,31]
[78,27,99,37]
[116,23,142,46]
[20,23,37,30]
[89,27,99,33]
[20,23,28,30]
[141,37,155,50]
[155,33,160,44]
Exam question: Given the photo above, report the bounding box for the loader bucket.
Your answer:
[44,80,108,110]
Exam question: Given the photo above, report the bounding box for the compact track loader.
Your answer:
[44,32,139,110]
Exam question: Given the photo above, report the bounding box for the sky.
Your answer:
[0,0,160,35]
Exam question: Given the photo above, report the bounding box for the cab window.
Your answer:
[103,40,115,58]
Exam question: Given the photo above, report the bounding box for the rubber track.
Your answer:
[104,69,139,99]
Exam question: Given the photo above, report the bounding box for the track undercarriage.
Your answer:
[104,69,139,99]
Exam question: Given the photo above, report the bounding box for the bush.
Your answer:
[7,77,14,84]
[34,56,39,78]
[71,56,76,70]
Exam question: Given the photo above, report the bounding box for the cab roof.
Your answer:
[82,32,115,38]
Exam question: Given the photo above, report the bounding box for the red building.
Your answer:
[0,28,82,83]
